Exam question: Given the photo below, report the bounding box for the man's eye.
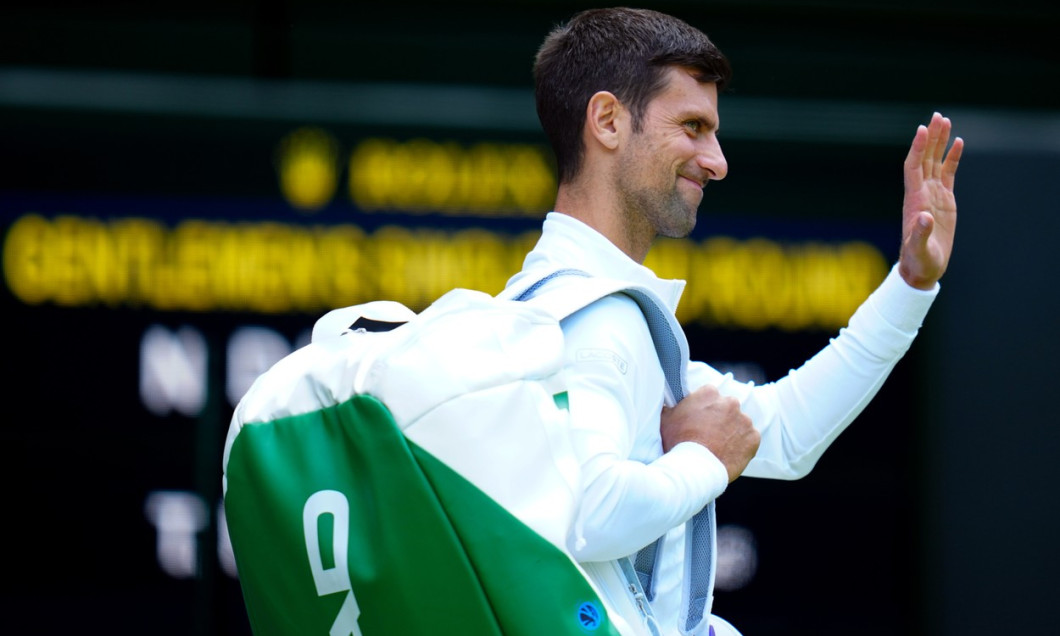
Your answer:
[684,120,701,132]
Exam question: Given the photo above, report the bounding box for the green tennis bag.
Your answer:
[222,277,667,635]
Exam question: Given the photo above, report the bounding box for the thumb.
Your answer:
[909,211,934,249]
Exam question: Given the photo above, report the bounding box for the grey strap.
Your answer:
[511,268,591,302]
[628,295,716,633]
[682,505,716,633]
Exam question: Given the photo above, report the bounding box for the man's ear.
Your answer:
[585,91,626,151]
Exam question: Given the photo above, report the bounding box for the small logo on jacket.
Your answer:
[577,601,601,630]
[576,348,628,374]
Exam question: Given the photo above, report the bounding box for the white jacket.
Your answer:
[503,212,938,635]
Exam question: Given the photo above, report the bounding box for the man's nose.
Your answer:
[699,136,728,181]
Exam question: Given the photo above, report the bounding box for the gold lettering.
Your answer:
[113,218,166,307]
[348,138,394,212]
[347,138,554,218]
[1,213,887,330]
[506,146,556,214]
[3,214,49,305]
[317,224,368,306]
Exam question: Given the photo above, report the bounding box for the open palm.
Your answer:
[899,112,964,290]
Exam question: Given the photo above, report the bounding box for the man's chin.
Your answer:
[659,215,697,239]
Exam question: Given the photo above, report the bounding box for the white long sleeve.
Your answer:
[687,263,939,480]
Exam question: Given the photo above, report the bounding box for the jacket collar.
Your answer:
[506,212,686,312]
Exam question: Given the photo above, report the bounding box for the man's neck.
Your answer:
[553,184,653,264]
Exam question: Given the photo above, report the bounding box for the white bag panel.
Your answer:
[403,379,579,551]
[370,288,567,427]
[232,295,418,429]
[229,341,352,426]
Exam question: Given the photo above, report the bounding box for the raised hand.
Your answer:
[899,112,964,290]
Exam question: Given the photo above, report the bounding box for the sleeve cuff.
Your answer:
[868,263,939,334]
[666,441,729,502]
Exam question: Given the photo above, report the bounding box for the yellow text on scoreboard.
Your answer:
[2,213,888,332]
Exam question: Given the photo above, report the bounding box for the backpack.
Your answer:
[221,271,710,636]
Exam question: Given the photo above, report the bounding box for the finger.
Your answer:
[904,124,928,190]
[932,115,953,181]
[923,113,943,181]
[942,136,964,191]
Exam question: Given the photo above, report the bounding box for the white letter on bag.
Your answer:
[303,490,353,596]
[304,490,362,635]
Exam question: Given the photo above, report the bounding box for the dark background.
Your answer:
[2,1,1058,635]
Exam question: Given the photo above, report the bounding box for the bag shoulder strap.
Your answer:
[513,269,717,636]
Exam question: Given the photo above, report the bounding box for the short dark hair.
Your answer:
[534,7,731,184]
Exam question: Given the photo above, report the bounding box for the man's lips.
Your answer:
[679,174,705,189]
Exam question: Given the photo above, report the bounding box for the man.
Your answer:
[502,7,962,635]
